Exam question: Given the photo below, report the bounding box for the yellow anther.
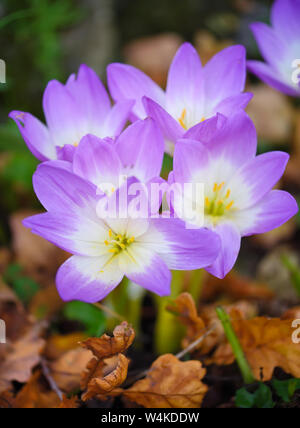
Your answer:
[129,237,135,243]
[218,182,225,191]
[178,108,187,130]
[108,229,113,238]
[99,270,104,273]
[225,189,231,199]
[108,248,118,254]
[213,183,218,193]
[218,200,224,205]
[201,117,206,122]
[104,240,109,246]
[111,187,115,193]
[205,197,210,207]
[226,201,234,210]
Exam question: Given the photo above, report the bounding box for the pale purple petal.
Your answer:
[66,64,111,129]
[213,93,253,117]
[23,211,108,256]
[238,190,299,236]
[101,100,134,138]
[123,247,171,296]
[250,23,288,69]
[233,151,290,209]
[271,0,300,43]
[147,218,221,270]
[143,96,184,143]
[56,255,123,303]
[206,223,241,279]
[183,114,226,143]
[56,144,76,162]
[107,63,165,120]
[32,162,99,219]
[73,134,122,188]
[43,80,81,147]
[247,60,300,97]
[165,42,204,121]
[173,139,211,184]
[115,118,164,182]
[9,111,56,161]
[208,111,257,168]
[203,46,247,111]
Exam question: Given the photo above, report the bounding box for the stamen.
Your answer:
[218,182,225,191]
[108,248,118,254]
[108,229,113,238]
[225,189,231,199]
[226,201,234,210]
[178,108,187,130]
[213,183,218,193]
[104,240,109,246]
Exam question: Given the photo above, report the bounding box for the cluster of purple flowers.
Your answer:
[10,0,299,302]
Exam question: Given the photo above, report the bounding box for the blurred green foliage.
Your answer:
[63,301,107,337]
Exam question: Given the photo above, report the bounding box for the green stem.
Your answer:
[154,270,204,354]
[216,306,255,385]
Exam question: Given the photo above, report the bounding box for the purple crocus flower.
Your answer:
[65,118,165,191]
[107,43,252,153]
[9,65,134,162]
[23,163,220,302]
[248,0,300,97]
[171,111,298,279]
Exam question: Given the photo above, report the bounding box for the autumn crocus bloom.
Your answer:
[68,118,165,191]
[171,112,298,279]
[23,164,220,302]
[9,65,133,162]
[248,0,300,97]
[107,43,252,153]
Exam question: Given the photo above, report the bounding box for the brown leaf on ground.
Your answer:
[45,332,88,360]
[29,284,64,320]
[82,354,129,401]
[0,322,46,392]
[14,371,60,408]
[81,322,135,360]
[209,315,300,381]
[167,293,256,355]
[124,354,208,408]
[50,348,92,393]
[10,211,69,285]
[166,293,206,347]
[80,322,134,401]
[58,395,79,408]
[281,307,300,320]
[0,390,14,408]
[203,271,274,301]
[0,280,31,341]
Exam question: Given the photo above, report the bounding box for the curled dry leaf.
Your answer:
[81,321,135,359]
[50,348,92,393]
[81,354,129,402]
[124,354,208,408]
[167,293,256,356]
[210,315,300,381]
[81,322,135,401]
[166,293,206,348]
[0,322,46,392]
